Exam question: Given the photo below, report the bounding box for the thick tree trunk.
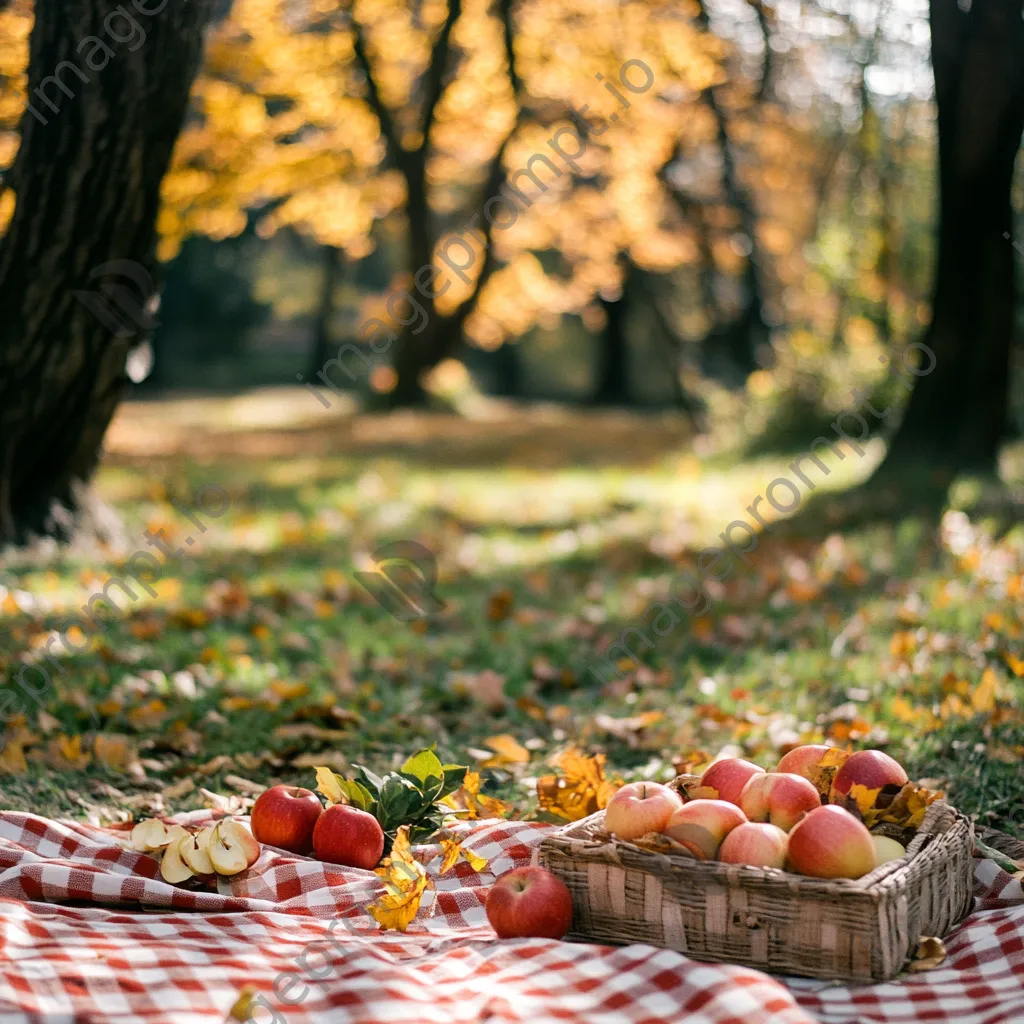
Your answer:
[872,0,1024,484]
[593,264,632,406]
[0,0,215,545]
[487,339,522,398]
[308,244,342,380]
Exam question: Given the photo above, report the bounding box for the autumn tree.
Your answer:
[0,0,217,545]
[869,0,1024,488]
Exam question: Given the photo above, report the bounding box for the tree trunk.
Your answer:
[308,244,342,380]
[487,340,522,398]
[593,263,632,406]
[0,0,215,545]
[871,0,1024,484]
[693,0,768,382]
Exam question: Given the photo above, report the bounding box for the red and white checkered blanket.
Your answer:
[0,811,1021,1024]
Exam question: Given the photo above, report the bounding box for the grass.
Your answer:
[1,391,1022,838]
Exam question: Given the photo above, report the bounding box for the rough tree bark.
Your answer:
[871,0,1024,485]
[0,0,216,545]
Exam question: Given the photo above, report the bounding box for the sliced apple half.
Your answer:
[131,818,171,852]
[160,834,196,884]
[180,827,215,875]
[209,820,261,876]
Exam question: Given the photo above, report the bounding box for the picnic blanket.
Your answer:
[0,811,1021,1024]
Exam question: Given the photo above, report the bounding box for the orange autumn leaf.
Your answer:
[368,826,431,933]
[440,770,510,820]
[889,631,916,658]
[48,734,92,771]
[806,746,850,797]
[871,783,943,830]
[437,838,487,874]
[842,782,942,830]
[480,734,530,768]
[269,680,308,701]
[486,587,514,623]
[536,749,622,822]
[1005,653,1024,678]
[846,782,884,819]
[93,734,137,770]
[971,669,998,715]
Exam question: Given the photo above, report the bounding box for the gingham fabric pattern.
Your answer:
[0,811,1021,1024]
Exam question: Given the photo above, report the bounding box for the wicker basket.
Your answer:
[538,785,975,983]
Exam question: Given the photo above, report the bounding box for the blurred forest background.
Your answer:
[1,0,1023,834]
[4,0,1015,433]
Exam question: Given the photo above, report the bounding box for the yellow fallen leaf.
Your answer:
[0,728,30,774]
[368,826,431,932]
[270,681,308,701]
[908,936,946,971]
[440,770,510,820]
[46,734,92,771]
[227,986,257,1021]
[536,749,622,822]
[93,733,136,771]
[804,746,850,796]
[127,699,169,729]
[367,875,428,932]
[481,734,530,768]
[873,783,943,830]
[314,766,345,806]
[437,838,488,874]
[891,697,922,724]
[847,782,883,819]
[1005,653,1024,677]
[972,668,998,715]
[219,696,254,713]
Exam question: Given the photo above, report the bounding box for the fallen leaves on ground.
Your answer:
[536,749,622,822]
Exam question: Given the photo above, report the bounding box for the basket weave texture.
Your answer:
[538,783,975,983]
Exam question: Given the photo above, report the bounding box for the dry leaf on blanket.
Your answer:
[437,837,487,874]
[907,936,947,971]
[368,826,432,932]
[226,986,257,1021]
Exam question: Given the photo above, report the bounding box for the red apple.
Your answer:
[777,744,833,786]
[786,805,876,879]
[604,781,683,840]
[829,750,908,802]
[486,866,573,939]
[739,772,821,832]
[312,804,385,869]
[700,758,765,806]
[662,799,746,859]
[251,785,323,855]
[718,822,788,868]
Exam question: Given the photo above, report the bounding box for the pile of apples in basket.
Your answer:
[607,746,923,877]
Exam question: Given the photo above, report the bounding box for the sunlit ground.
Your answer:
[1,389,1022,836]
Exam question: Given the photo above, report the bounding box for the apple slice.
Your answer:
[160,834,196,884]
[209,820,261,876]
[131,818,171,852]
[180,827,215,875]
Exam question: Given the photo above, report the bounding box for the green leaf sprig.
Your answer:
[316,747,468,852]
